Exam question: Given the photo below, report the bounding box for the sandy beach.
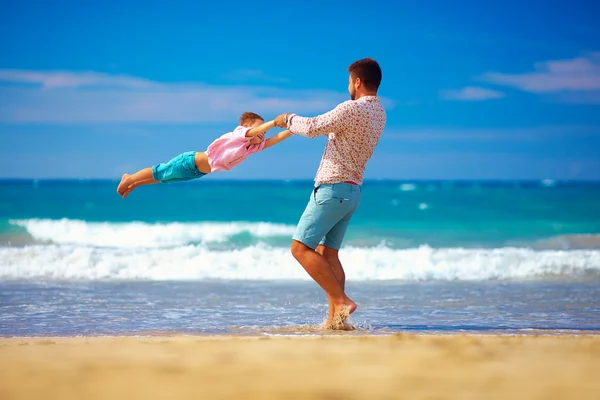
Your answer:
[1,334,599,399]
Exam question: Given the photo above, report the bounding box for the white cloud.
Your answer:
[0,69,157,89]
[439,86,505,101]
[0,69,367,124]
[479,52,600,93]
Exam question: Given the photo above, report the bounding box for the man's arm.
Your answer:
[246,120,277,137]
[275,102,350,138]
[263,130,292,150]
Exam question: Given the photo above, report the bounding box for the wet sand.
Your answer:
[1,334,599,399]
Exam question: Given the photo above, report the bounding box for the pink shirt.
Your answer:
[287,96,386,185]
[206,126,266,172]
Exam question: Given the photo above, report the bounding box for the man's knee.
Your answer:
[291,240,311,260]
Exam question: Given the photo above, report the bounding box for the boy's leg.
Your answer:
[152,151,205,184]
[120,175,159,198]
[117,151,206,198]
[117,168,158,198]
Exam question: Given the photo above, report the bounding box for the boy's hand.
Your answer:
[274,114,288,128]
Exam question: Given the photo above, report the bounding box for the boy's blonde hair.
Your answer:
[239,112,264,126]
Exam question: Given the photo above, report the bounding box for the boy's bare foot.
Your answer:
[117,174,131,196]
[121,185,137,199]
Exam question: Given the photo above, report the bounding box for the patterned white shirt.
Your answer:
[287,96,386,185]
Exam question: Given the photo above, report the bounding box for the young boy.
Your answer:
[117,112,290,198]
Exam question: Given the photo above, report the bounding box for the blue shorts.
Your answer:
[152,151,207,184]
[292,182,362,250]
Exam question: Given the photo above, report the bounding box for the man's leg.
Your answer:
[316,214,353,324]
[316,245,345,288]
[291,183,359,328]
[316,244,346,324]
[315,184,360,326]
[290,240,356,326]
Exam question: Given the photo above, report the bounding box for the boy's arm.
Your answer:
[263,130,292,150]
[246,120,277,137]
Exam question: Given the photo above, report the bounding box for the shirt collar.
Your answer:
[357,95,379,102]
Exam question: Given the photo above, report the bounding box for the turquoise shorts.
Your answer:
[152,151,207,184]
[292,182,362,250]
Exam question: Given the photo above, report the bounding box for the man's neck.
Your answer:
[355,91,377,100]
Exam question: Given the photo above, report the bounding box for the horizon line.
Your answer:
[1,178,599,183]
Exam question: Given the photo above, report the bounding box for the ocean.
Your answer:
[1,179,599,336]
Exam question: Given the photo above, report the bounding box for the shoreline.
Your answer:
[2,329,600,339]
[2,334,599,399]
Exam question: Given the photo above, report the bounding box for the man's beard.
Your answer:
[350,89,356,100]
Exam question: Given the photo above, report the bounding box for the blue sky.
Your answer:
[1,0,599,180]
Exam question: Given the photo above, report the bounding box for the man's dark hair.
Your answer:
[348,58,382,92]
[239,112,264,126]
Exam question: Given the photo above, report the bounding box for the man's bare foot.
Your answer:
[324,299,357,330]
[117,174,131,196]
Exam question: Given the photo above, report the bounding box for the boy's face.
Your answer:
[249,133,264,145]
[248,119,265,144]
[249,119,263,128]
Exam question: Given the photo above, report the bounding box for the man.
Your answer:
[274,58,387,329]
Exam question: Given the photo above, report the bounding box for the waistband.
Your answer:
[315,181,362,189]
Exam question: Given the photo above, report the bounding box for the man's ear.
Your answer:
[354,77,362,88]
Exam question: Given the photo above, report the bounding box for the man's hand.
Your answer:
[274,114,288,128]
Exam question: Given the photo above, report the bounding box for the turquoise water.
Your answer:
[2,179,600,249]
[1,179,599,336]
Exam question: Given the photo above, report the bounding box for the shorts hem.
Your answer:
[292,235,319,250]
[319,239,341,251]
